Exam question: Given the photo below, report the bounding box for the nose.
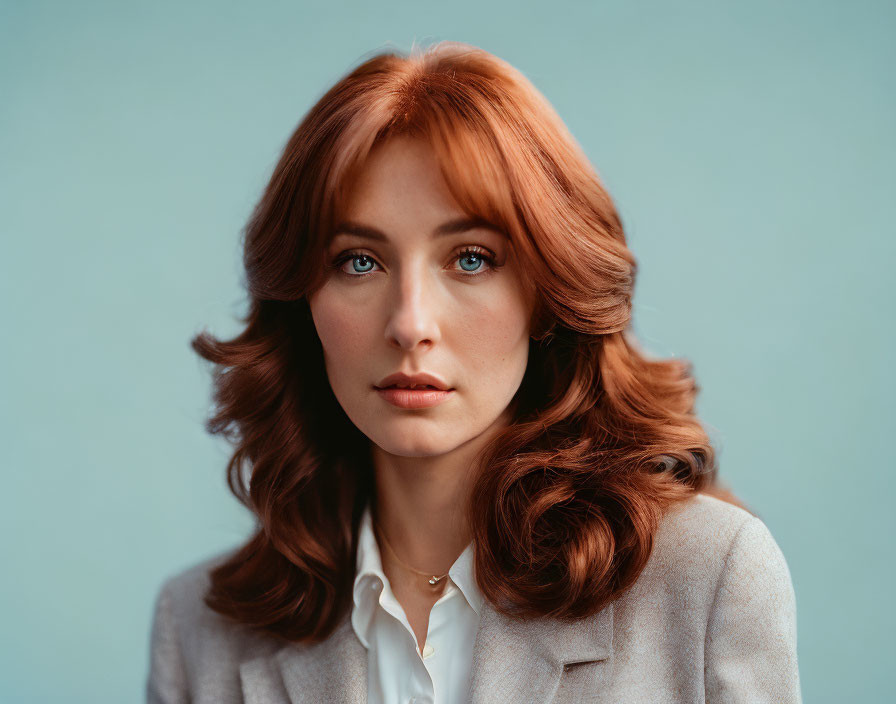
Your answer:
[383,263,442,351]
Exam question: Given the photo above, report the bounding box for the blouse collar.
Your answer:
[351,500,483,647]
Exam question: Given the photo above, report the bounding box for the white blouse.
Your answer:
[351,503,483,704]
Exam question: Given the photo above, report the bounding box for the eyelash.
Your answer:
[330,246,499,280]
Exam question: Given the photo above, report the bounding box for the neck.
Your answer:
[371,452,474,579]
[369,415,508,580]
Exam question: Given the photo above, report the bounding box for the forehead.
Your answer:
[331,136,507,243]
[341,136,457,213]
[330,215,506,245]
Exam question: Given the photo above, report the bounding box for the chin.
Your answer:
[369,429,459,458]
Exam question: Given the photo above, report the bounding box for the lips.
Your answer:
[382,384,438,389]
[375,371,452,391]
[375,385,454,409]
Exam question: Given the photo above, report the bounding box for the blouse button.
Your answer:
[422,643,435,658]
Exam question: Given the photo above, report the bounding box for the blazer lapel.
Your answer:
[239,598,614,704]
[240,614,367,704]
[468,599,614,704]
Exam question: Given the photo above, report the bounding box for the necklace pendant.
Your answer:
[429,575,443,585]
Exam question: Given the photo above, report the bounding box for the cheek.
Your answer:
[310,294,371,369]
[454,284,531,374]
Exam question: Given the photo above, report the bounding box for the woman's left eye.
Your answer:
[332,247,497,278]
[454,247,496,273]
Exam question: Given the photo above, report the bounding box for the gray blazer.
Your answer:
[146,493,801,703]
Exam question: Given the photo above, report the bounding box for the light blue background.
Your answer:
[2,0,893,701]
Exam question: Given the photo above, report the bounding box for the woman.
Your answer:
[147,41,801,703]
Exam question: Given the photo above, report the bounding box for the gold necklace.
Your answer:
[373,518,449,589]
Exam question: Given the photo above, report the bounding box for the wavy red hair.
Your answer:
[191,40,745,642]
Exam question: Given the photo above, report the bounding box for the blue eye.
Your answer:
[331,247,498,279]
[458,252,485,272]
[348,254,375,274]
[453,247,498,274]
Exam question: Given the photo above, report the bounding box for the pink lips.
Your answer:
[375,386,454,409]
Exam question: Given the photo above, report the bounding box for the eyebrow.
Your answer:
[329,216,506,243]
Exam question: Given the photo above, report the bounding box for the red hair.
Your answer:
[191,40,744,642]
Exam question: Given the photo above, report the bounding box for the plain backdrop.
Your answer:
[1,0,893,701]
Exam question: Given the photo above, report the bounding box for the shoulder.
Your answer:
[606,496,801,699]
[154,546,236,630]
[656,491,783,565]
[148,546,285,703]
[631,492,794,607]
[654,491,755,563]
[149,545,283,671]
[601,494,802,699]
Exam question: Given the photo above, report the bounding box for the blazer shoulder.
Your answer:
[657,492,756,551]
[157,545,238,621]
[148,545,289,704]
[610,493,801,700]
[152,545,279,658]
[642,492,781,598]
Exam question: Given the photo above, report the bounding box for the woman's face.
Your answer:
[307,135,535,458]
